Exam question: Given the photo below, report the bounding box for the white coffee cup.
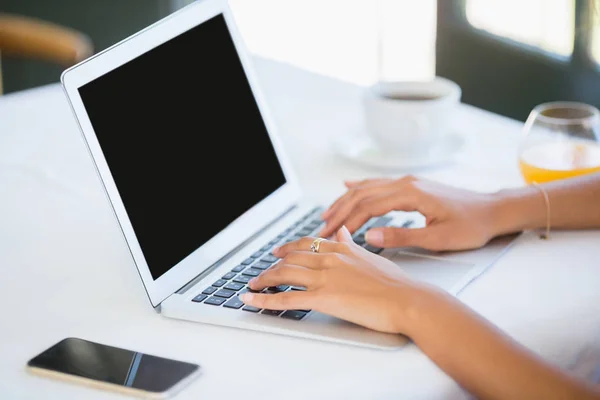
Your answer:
[362,77,461,155]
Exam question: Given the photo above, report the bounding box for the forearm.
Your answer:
[406,286,600,400]
[491,172,600,235]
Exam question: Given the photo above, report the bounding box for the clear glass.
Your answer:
[519,102,600,184]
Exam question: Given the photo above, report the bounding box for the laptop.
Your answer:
[61,0,517,350]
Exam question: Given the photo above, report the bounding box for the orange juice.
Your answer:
[519,141,600,184]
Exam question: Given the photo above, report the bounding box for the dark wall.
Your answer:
[436,0,600,122]
[1,0,174,94]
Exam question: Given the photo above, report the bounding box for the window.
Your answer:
[591,3,600,64]
[466,0,575,57]
[174,0,437,86]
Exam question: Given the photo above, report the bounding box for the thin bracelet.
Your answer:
[531,181,551,240]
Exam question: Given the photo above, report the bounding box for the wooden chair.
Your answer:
[0,13,93,94]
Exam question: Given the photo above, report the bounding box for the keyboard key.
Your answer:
[242,268,261,277]
[214,289,236,298]
[252,261,271,270]
[222,272,237,280]
[353,234,365,245]
[402,219,414,228]
[192,294,207,303]
[202,286,217,295]
[224,282,245,291]
[370,216,392,229]
[306,221,321,230]
[297,228,313,237]
[281,310,307,320]
[204,297,226,306]
[267,285,289,293]
[260,244,271,252]
[291,286,306,291]
[242,305,261,313]
[311,219,323,225]
[363,244,383,254]
[269,238,280,245]
[282,228,293,235]
[261,309,282,317]
[251,251,263,258]
[223,297,244,309]
[231,265,245,273]
[233,275,252,284]
[212,279,227,287]
[239,287,261,296]
[241,258,254,265]
[261,254,278,263]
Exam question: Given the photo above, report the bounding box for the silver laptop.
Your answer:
[61,0,516,350]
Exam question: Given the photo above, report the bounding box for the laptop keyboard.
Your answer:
[192,207,413,320]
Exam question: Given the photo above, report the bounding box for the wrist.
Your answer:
[391,282,448,339]
[488,186,547,236]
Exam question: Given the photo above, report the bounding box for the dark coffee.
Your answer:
[381,93,441,101]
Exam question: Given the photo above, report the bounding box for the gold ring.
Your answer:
[310,238,326,253]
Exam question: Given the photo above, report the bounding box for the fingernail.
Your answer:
[321,210,331,219]
[248,278,257,287]
[366,229,384,246]
[339,225,352,241]
[273,246,281,255]
[240,293,254,303]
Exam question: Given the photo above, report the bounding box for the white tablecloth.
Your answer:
[1,57,599,399]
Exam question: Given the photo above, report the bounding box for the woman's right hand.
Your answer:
[319,175,506,252]
[241,227,431,335]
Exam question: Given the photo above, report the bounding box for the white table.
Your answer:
[1,57,599,399]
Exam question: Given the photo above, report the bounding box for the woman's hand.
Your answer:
[319,176,501,252]
[240,226,428,335]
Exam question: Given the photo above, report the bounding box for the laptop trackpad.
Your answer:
[387,251,476,291]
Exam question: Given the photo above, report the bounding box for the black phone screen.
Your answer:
[27,338,199,393]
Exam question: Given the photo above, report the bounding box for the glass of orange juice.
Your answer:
[519,102,600,184]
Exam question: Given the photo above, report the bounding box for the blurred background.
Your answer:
[2,0,600,121]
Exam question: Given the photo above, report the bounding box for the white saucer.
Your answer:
[330,128,465,171]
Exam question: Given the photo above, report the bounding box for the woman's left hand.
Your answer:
[240,226,428,335]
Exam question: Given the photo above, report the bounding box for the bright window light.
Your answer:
[228,0,436,85]
[466,0,575,57]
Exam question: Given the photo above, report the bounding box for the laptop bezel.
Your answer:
[60,0,302,308]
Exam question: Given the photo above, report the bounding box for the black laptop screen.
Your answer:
[78,14,286,280]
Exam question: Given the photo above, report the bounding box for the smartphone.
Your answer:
[26,337,201,399]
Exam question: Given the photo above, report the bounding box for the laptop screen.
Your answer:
[78,14,286,280]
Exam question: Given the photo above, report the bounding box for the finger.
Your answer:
[320,184,398,237]
[322,179,395,221]
[325,180,395,220]
[342,191,421,234]
[344,178,392,188]
[240,291,314,311]
[248,264,317,290]
[365,226,443,250]
[336,225,354,244]
[273,236,346,258]
[279,250,343,270]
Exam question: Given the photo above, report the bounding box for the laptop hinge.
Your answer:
[173,204,297,296]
